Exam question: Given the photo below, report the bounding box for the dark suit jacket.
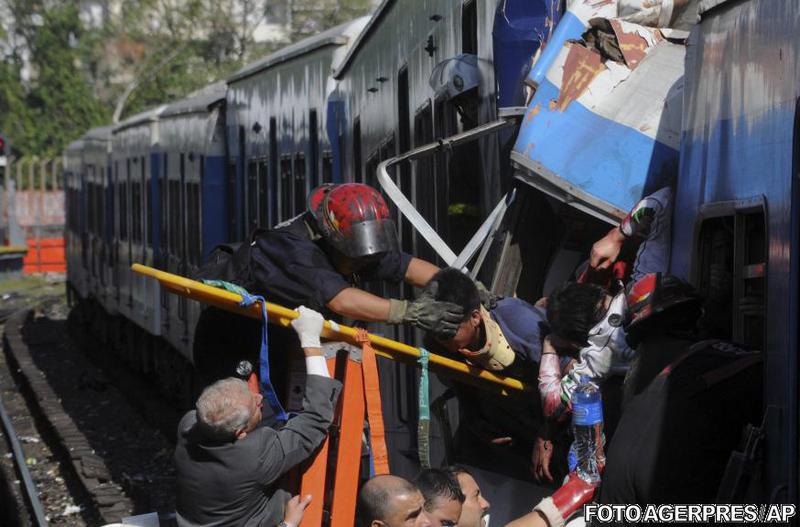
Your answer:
[174,375,342,526]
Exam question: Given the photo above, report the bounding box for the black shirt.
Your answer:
[248,213,412,313]
[596,338,762,516]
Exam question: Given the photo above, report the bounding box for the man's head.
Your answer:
[357,475,432,527]
[423,268,482,351]
[195,378,263,441]
[447,466,490,527]
[547,282,611,352]
[414,469,465,527]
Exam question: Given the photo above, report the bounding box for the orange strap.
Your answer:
[355,328,390,475]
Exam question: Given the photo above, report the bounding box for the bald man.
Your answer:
[357,475,433,527]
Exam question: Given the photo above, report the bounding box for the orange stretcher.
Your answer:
[132,263,532,526]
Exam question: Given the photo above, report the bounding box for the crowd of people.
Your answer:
[172,182,761,526]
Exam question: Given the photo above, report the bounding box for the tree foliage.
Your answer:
[0,0,375,157]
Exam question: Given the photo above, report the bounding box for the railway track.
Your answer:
[0,375,49,526]
[1,299,178,525]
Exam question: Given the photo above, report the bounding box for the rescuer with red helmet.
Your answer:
[200,182,463,334]
[193,182,463,390]
[243,182,463,334]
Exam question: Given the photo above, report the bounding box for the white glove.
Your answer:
[291,306,324,349]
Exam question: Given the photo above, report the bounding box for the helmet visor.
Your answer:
[331,218,400,259]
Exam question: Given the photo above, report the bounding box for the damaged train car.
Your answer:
[504,0,796,508]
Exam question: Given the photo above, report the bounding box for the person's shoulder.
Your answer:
[492,297,547,335]
[494,297,545,319]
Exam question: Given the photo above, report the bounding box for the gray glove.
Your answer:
[475,280,501,310]
[387,282,465,337]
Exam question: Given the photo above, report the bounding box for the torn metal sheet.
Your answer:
[618,0,699,30]
[512,4,688,223]
[556,44,607,111]
[608,19,662,67]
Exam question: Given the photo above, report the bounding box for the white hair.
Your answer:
[195,378,253,440]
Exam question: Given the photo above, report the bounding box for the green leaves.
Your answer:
[0,0,375,157]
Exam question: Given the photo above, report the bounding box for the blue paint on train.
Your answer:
[515,78,677,213]
[526,11,585,88]
[202,155,228,260]
[492,0,558,107]
[673,103,797,503]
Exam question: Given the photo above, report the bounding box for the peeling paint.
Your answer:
[556,43,606,111]
[526,103,542,121]
[609,20,649,67]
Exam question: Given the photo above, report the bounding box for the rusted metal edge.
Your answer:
[510,151,626,225]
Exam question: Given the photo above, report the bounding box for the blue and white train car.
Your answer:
[158,82,227,354]
[64,138,88,300]
[672,0,797,505]
[225,19,367,241]
[82,125,114,310]
[333,0,553,267]
[111,105,166,334]
[331,1,565,516]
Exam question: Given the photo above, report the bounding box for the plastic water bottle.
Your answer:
[571,376,605,484]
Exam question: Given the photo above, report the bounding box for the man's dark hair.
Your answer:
[414,468,465,509]
[547,282,608,346]
[445,464,474,479]
[425,268,480,322]
[357,475,418,526]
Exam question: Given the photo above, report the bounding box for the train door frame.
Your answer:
[690,197,767,348]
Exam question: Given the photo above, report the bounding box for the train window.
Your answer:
[321,151,333,184]
[436,97,481,253]
[309,109,319,188]
[168,179,181,256]
[121,160,129,241]
[353,117,362,183]
[237,126,246,241]
[199,156,206,261]
[247,159,259,232]
[187,182,201,266]
[414,102,436,262]
[226,159,236,242]
[257,158,270,227]
[365,152,379,194]
[462,0,478,55]
[269,118,278,224]
[280,155,292,221]
[694,201,766,349]
[112,162,118,270]
[131,173,141,244]
[180,153,187,263]
[86,176,95,236]
[397,65,414,298]
[293,153,306,216]
[161,154,169,265]
[143,156,150,246]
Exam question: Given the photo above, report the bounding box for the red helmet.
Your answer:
[308,183,399,259]
[626,273,703,343]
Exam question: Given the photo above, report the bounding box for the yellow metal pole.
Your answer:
[131,263,531,396]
